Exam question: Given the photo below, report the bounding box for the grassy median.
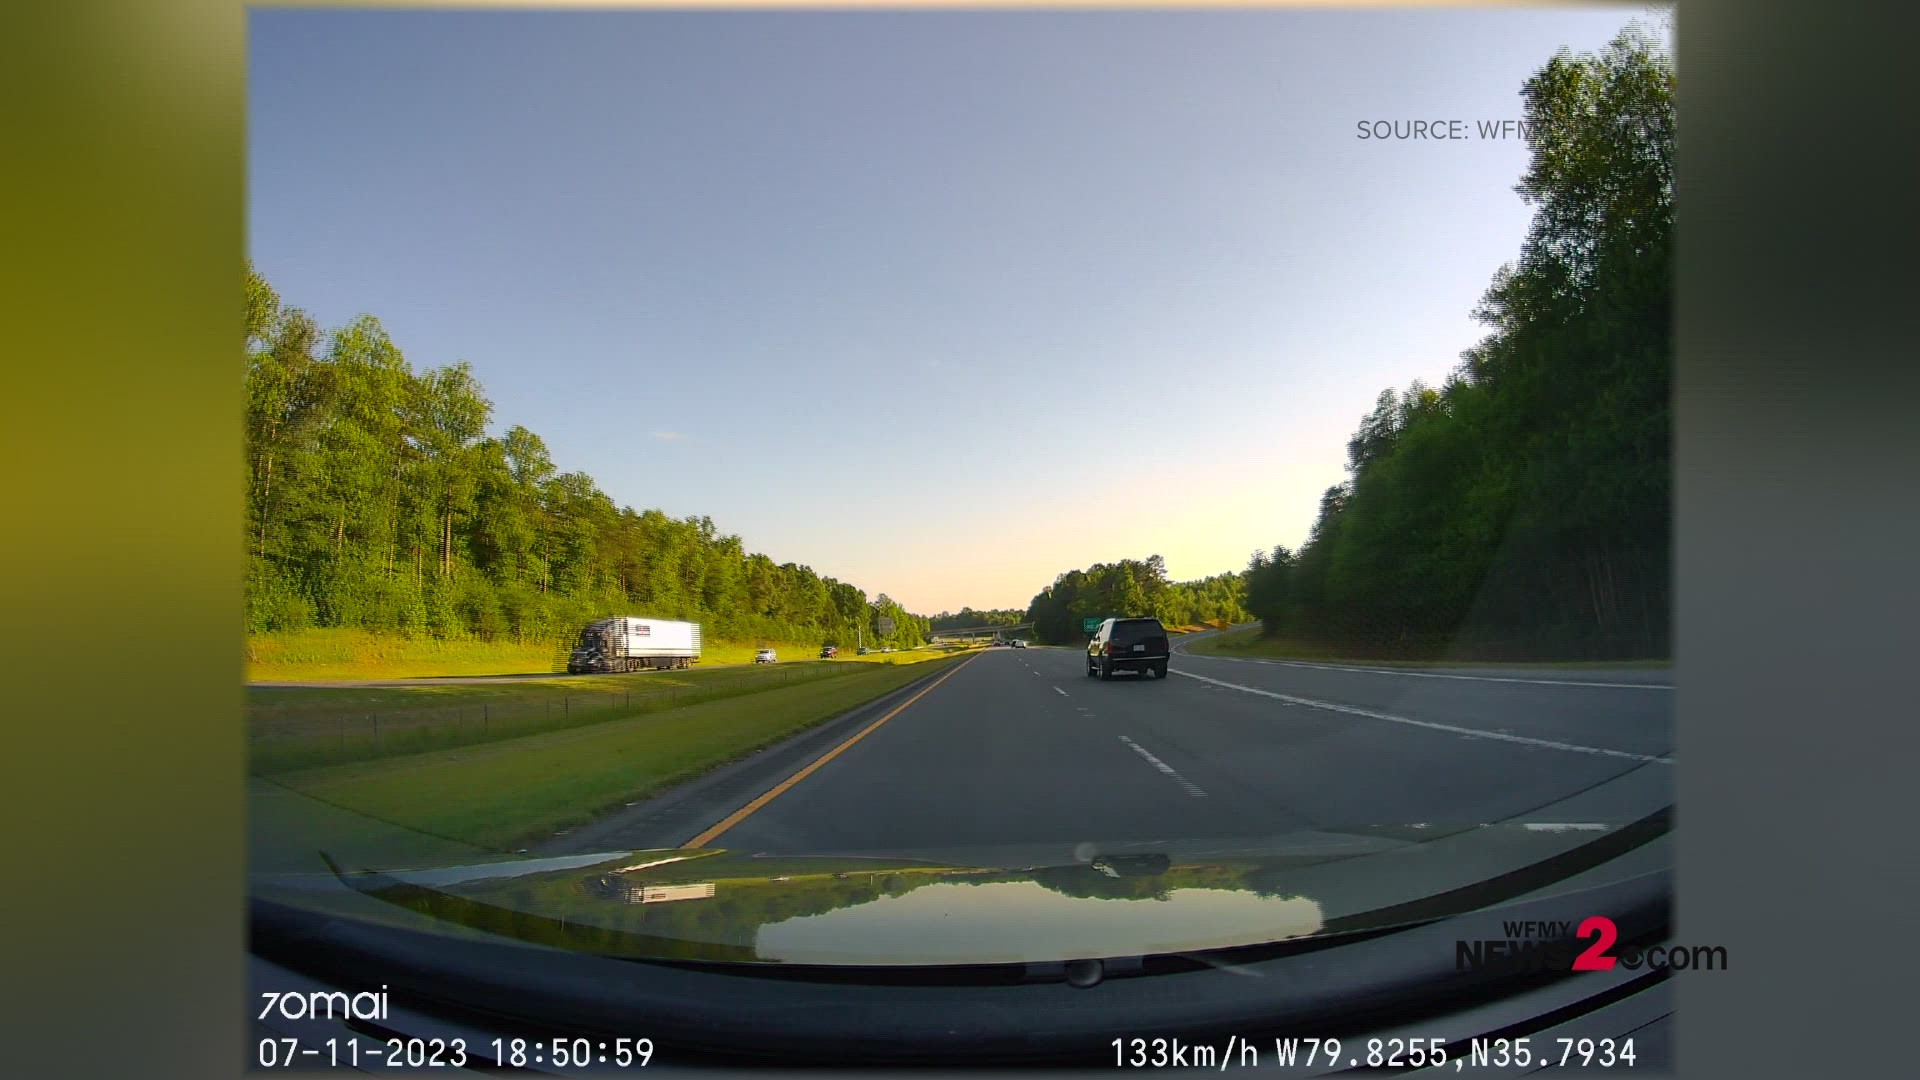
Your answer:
[250,643,976,774]
[1184,624,1671,667]
[265,653,967,853]
[246,627,957,682]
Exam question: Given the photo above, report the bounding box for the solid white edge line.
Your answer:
[1167,668,1674,766]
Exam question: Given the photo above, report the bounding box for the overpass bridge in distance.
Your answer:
[929,623,1034,642]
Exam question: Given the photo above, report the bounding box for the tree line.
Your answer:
[927,608,1027,632]
[1244,29,1672,659]
[245,270,928,650]
[1023,556,1250,644]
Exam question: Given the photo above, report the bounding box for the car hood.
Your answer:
[252,814,1669,967]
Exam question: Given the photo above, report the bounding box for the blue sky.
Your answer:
[249,8,1646,614]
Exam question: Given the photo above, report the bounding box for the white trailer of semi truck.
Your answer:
[567,617,703,674]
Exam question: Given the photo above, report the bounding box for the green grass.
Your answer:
[247,626,965,682]
[271,655,968,852]
[249,643,975,774]
[1184,624,1672,667]
[1161,621,1233,635]
[248,628,558,681]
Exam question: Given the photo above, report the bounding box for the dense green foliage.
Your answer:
[245,274,928,650]
[1024,556,1250,644]
[1244,30,1672,660]
[927,608,1027,632]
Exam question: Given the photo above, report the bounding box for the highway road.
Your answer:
[547,634,1673,860]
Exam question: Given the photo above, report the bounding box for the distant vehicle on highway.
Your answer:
[754,648,778,664]
[857,647,870,655]
[1086,617,1170,681]
[1010,639,1027,649]
[567,617,702,674]
[819,645,838,659]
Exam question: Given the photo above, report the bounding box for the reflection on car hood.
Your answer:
[254,815,1669,967]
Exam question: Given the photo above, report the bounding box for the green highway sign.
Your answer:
[1082,616,1103,633]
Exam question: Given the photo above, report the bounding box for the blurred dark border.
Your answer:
[3,2,1914,1077]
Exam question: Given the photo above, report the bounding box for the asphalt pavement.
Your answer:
[544,635,1674,862]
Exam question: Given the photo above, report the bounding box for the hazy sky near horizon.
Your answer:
[250,8,1643,614]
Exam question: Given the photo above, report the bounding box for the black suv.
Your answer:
[1086,617,1171,680]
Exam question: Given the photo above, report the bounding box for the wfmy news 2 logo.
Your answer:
[1457,916,1728,974]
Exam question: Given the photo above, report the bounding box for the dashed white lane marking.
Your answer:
[1118,735,1208,797]
[1173,650,1670,690]
[1053,686,1069,697]
[1168,669,1674,766]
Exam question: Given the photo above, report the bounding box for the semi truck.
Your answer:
[566,617,702,674]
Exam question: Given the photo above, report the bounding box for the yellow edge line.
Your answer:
[683,653,979,849]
